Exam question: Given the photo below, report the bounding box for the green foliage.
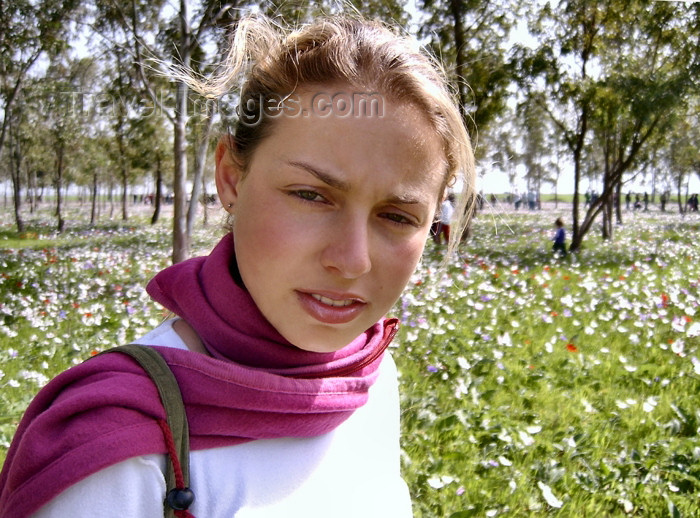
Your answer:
[418,0,519,137]
[513,0,699,251]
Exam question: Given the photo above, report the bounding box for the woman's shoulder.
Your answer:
[31,455,167,518]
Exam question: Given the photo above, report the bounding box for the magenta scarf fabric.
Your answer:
[0,234,397,518]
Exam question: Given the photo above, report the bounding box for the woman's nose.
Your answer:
[320,214,372,279]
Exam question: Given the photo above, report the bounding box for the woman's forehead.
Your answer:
[252,90,446,192]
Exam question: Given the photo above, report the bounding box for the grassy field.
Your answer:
[1,205,699,516]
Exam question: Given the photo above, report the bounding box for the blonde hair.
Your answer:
[189,14,475,253]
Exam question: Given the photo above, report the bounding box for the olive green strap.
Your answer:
[103,345,190,517]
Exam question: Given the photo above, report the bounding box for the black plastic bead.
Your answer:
[166,487,195,510]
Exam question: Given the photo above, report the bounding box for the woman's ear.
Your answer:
[215,137,243,212]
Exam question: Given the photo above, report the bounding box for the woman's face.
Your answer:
[216,86,446,352]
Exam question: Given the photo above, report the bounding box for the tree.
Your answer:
[6,96,29,232]
[36,56,99,231]
[659,102,700,213]
[419,0,520,139]
[92,0,251,262]
[187,98,216,234]
[0,0,82,165]
[516,0,699,252]
[126,106,173,225]
[517,93,558,204]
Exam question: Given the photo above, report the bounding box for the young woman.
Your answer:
[0,14,475,518]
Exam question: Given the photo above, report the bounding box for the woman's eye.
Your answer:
[382,212,415,226]
[292,190,324,202]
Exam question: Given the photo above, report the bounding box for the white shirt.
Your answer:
[33,320,412,517]
[440,200,454,225]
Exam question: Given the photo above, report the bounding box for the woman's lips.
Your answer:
[296,291,367,324]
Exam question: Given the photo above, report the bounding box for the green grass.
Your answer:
[395,210,700,516]
[1,206,699,516]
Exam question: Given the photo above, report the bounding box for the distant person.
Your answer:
[527,190,536,210]
[434,194,455,245]
[625,191,631,210]
[644,192,649,211]
[634,194,642,211]
[552,217,567,258]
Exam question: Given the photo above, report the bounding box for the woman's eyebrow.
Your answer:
[287,160,350,191]
[386,193,422,205]
[287,159,427,206]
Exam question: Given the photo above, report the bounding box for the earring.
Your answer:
[227,203,233,209]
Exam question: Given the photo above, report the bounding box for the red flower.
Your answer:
[566,343,578,352]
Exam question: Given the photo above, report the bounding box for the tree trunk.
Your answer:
[90,170,98,226]
[677,174,685,214]
[568,105,589,253]
[201,167,209,227]
[151,155,163,225]
[614,182,622,225]
[9,119,25,233]
[601,167,613,240]
[11,157,25,233]
[187,100,216,236]
[173,85,190,263]
[172,0,193,264]
[27,166,37,213]
[449,0,468,125]
[601,204,610,240]
[569,160,583,251]
[117,131,129,221]
[55,145,65,233]
[109,180,114,219]
[122,169,129,221]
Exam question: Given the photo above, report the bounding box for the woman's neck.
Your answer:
[173,318,210,356]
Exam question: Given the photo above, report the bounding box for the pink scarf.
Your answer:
[0,234,397,518]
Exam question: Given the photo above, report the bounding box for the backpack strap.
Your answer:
[103,345,195,518]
